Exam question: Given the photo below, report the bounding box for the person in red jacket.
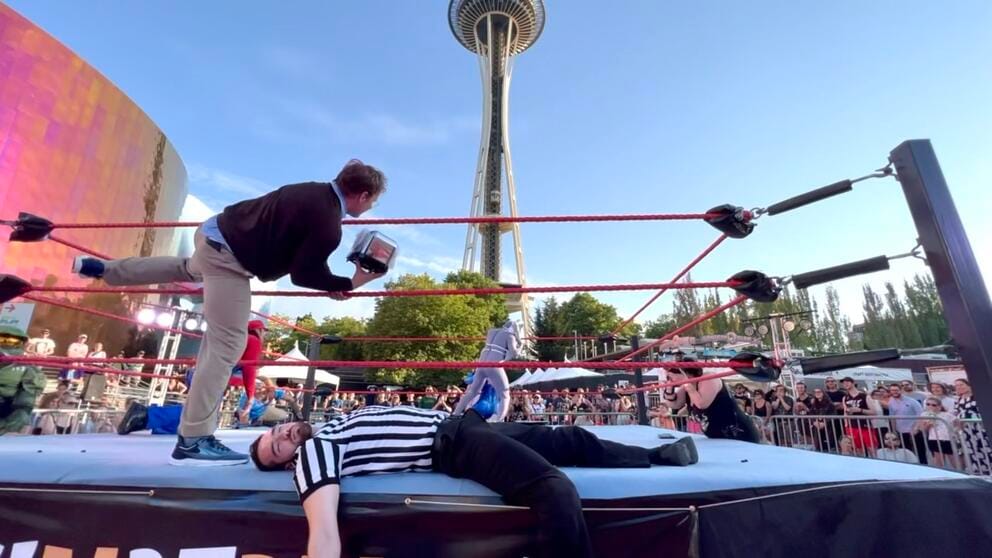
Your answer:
[229,320,266,424]
[117,320,269,436]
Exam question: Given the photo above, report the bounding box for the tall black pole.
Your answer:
[303,335,320,421]
[891,139,992,436]
[630,335,649,426]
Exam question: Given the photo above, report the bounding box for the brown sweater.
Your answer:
[217,182,353,291]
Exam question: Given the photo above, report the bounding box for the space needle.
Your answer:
[449,0,546,336]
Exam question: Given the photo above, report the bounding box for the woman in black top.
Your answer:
[751,390,773,442]
[660,363,761,443]
[808,388,836,451]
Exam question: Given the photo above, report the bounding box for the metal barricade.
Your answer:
[766,414,966,472]
[515,411,637,426]
[956,418,992,475]
[30,408,125,435]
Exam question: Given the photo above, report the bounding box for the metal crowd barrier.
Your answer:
[762,414,965,472]
[523,411,638,426]
[29,408,125,435]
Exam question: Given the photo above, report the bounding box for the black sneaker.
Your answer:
[169,435,249,467]
[650,437,699,467]
[72,256,106,279]
[117,402,149,435]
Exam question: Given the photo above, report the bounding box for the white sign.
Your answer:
[927,364,967,385]
[0,302,35,333]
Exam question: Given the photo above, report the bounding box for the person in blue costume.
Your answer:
[453,320,519,422]
[118,380,300,435]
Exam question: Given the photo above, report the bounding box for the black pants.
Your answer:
[901,431,929,464]
[433,410,651,558]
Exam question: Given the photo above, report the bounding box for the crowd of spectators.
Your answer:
[19,325,990,477]
[720,375,991,475]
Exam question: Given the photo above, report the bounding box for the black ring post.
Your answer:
[891,139,992,437]
[630,335,650,426]
[303,335,320,421]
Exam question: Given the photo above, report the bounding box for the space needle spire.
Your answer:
[449,0,546,336]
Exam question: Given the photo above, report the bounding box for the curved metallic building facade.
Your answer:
[0,3,187,353]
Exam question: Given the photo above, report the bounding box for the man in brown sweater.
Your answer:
[72,159,387,465]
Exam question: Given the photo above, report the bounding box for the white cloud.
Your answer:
[267,277,378,321]
[187,163,270,198]
[260,45,329,82]
[265,98,475,147]
[396,254,462,275]
[180,194,216,221]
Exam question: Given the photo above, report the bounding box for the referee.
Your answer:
[250,405,697,558]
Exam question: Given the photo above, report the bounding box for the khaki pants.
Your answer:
[103,228,252,437]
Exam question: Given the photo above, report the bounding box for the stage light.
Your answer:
[184,318,199,331]
[155,313,174,328]
[783,320,796,332]
[744,326,756,337]
[136,308,156,325]
[200,322,208,332]
[757,325,769,336]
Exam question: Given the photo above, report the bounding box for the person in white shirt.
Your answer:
[25,328,56,357]
[87,342,107,361]
[913,397,960,470]
[66,334,89,359]
[927,382,956,413]
[61,334,90,388]
[530,393,547,421]
[876,432,919,464]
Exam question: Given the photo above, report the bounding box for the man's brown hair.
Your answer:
[336,159,387,197]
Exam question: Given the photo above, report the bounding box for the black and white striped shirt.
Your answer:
[293,406,449,502]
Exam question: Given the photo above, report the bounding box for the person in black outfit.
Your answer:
[732,383,752,413]
[807,387,837,451]
[659,361,762,443]
[250,407,697,558]
[73,160,389,466]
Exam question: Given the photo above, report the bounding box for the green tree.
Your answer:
[862,284,900,348]
[531,294,636,360]
[817,286,850,353]
[316,316,367,361]
[533,297,567,361]
[883,282,923,348]
[904,273,949,347]
[671,274,704,336]
[266,313,320,355]
[643,314,678,339]
[363,272,506,387]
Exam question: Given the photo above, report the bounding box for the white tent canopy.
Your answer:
[519,366,600,386]
[258,343,340,387]
[520,368,550,385]
[817,366,913,384]
[509,370,533,387]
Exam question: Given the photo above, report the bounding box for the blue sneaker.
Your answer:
[72,256,105,279]
[169,435,249,467]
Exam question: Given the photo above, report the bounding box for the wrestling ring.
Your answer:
[1,139,991,558]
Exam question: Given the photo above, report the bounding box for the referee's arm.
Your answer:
[303,484,341,558]
[296,438,342,558]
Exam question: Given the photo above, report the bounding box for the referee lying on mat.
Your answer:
[250,405,698,558]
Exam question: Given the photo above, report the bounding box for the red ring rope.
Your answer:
[25,280,741,298]
[609,233,729,336]
[2,354,755,370]
[46,212,724,230]
[619,294,750,362]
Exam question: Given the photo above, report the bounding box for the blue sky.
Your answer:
[10,0,991,326]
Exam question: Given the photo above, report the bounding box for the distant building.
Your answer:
[0,5,187,352]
